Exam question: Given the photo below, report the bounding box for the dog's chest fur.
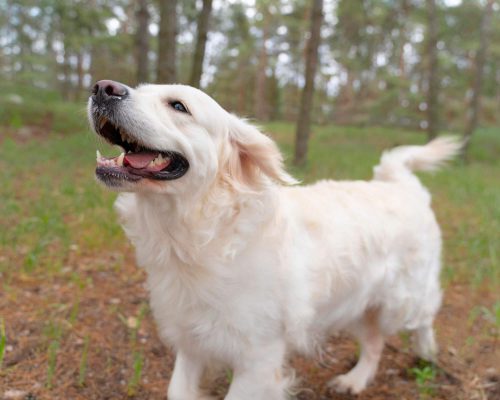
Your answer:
[114,191,286,363]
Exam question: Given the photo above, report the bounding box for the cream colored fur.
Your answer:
[90,84,462,399]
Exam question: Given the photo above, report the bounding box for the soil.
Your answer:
[1,246,498,400]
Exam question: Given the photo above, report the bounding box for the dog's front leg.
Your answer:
[225,340,287,400]
[167,349,209,400]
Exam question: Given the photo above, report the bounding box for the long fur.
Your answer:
[89,84,461,399]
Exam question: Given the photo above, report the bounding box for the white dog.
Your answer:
[88,80,461,399]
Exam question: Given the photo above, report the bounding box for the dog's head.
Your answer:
[88,81,296,195]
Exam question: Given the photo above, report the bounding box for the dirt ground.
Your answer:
[1,245,499,400]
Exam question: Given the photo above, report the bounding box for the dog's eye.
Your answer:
[169,101,189,114]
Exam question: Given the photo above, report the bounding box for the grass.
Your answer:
[0,318,5,369]
[78,335,90,387]
[124,304,148,396]
[409,361,438,398]
[46,340,59,389]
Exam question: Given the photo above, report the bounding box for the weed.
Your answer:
[46,340,59,389]
[122,304,149,396]
[69,298,80,325]
[0,318,6,368]
[480,301,500,328]
[78,335,90,387]
[410,362,437,398]
[469,301,500,345]
[127,351,144,396]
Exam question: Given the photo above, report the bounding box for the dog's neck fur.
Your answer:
[115,179,279,272]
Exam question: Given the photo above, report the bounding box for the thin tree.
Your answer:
[190,0,213,88]
[425,0,439,140]
[294,0,323,166]
[157,0,177,83]
[463,0,495,157]
[254,1,271,121]
[135,0,150,84]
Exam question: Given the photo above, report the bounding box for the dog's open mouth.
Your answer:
[94,117,189,182]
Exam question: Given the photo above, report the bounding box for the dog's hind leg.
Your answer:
[329,308,385,395]
[412,277,441,362]
[413,324,438,362]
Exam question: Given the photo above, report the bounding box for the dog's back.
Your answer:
[277,137,462,393]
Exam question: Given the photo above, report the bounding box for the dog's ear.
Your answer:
[224,117,298,190]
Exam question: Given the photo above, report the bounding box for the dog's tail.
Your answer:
[373,136,463,184]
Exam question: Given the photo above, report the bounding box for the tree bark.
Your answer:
[425,0,439,141]
[293,0,323,166]
[189,0,213,88]
[463,0,495,156]
[76,51,84,99]
[135,0,150,84]
[254,4,270,121]
[157,0,177,83]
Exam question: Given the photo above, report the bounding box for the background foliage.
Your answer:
[1,0,499,132]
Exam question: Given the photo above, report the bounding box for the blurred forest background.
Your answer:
[1,0,499,148]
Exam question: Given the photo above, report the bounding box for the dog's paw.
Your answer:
[328,373,367,395]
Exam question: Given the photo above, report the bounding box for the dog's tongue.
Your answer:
[124,151,158,169]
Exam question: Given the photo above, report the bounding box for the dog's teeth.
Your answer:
[116,152,125,167]
[96,150,102,162]
[99,119,106,129]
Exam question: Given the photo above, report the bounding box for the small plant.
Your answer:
[469,301,500,347]
[0,318,6,368]
[44,320,63,389]
[124,304,148,396]
[480,301,500,346]
[409,362,437,398]
[69,297,80,325]
[78,335,90,387]
[127,351,144,396]
[46,340,59,388]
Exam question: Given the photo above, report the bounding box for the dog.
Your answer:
[88,80,461,399]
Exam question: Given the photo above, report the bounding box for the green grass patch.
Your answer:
[0,318,6,368]
[78,334,90,387]
[409,361,438,398]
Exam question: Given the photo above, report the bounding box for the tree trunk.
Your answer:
[189,0,213,88]
[425,0,439,141]
[463,0,495,157]
[135,0,150,84]
[398,0,410,80]
[254,5,270,121]
[293,0,323,166]
[157,0,177,83]
[76,51,84,100]
[61,45,72,101]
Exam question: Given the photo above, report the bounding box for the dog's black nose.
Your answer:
[92,80,128,98]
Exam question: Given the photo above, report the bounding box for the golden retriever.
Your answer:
[88,80,461,399]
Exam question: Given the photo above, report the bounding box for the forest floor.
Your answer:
[0,116,499,400]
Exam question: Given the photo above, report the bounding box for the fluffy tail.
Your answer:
[373,136,463,183]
